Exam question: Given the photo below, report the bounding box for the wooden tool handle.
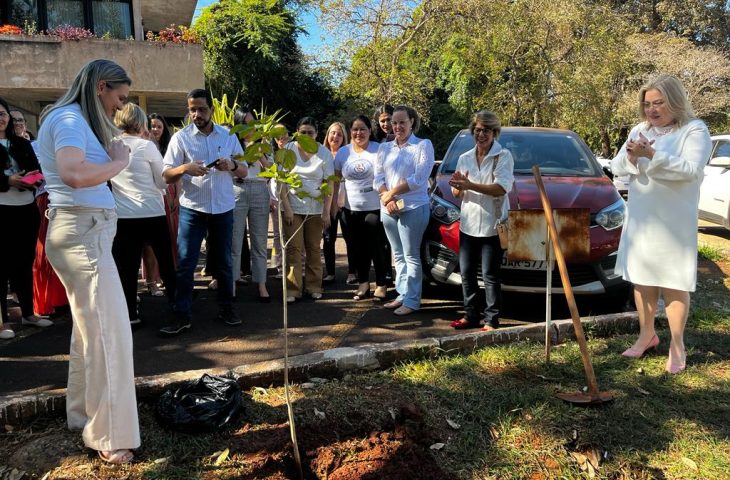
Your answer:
[532,165,601,399]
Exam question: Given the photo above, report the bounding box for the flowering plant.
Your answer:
[0,24,24,35]
[145,24,198,44]
[46,25,94,40]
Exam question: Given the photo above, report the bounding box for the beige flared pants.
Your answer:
[45,207,140,451]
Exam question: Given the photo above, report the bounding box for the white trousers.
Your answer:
[45,207,140,451]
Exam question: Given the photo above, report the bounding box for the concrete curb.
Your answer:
[1,311,639,426]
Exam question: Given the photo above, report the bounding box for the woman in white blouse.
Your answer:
[281,117,334,302]
[449,111,514,331]
[111,103,176,326]
[610,74,712,374]
[374,106,434,315]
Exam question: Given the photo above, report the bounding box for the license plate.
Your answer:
[501,259,547,271]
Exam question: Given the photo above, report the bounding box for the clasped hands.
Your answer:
[449,171,471,191]
[380,189,400,214]
[626,133,655,164]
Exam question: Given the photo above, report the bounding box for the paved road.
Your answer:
[0,237,631,397]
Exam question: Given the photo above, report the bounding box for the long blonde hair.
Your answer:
[639,74,695,128]
[41,59,132,148]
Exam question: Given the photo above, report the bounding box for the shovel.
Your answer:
[532,165,614,405]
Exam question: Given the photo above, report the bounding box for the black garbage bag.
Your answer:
[156,374,244,433]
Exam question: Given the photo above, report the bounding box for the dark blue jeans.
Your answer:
[459,232,503,328]
[175,206,234,316]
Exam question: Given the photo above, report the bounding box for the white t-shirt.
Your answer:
[334,142,380,211]
[285,143,334,215]
[0,138,34,206]
[110,136,167,218]
[37,103,115,209]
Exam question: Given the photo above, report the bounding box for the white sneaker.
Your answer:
[208,279,218,290]
[311,292,323,300]
[22,316,53,328]
[0,328,15,339]
[286,296,296,303]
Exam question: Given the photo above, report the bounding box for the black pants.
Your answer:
[207,225,250,278]
[342,208,387,286]
[323,210,355,277]
[112,216,176,321]
[459,232,503,328]
[0,202,40,322]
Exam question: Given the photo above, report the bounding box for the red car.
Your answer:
[423,127,628,295]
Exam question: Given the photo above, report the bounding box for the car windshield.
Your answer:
[440,129,602,177]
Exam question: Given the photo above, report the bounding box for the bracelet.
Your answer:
[230,161,238,172]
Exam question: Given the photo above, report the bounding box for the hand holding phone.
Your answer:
[205,159,220,169]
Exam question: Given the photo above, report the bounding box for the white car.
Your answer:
[596,154,629,197]
[699,134,730,229]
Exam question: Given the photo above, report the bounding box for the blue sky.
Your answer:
[193,0,323,54]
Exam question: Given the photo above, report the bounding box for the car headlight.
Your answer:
[430,194,460,224]
[595,198,625,230]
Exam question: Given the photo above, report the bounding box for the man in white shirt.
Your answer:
[160,89,247,336]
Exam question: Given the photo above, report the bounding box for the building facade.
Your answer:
[0,0,203,133]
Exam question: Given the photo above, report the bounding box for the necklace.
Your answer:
[652,125,674,137]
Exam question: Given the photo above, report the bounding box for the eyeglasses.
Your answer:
[473,128,492,135]
[642,100,665,109]
[11,117,25,124]
[0,112,8,119]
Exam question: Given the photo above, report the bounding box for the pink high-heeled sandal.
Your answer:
[621,334,659,358]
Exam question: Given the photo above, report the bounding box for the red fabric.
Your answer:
[164,183,179,268]
[32,193,68,316]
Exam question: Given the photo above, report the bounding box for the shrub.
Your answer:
[46,25,94,40]
[0,24,24,35]
[145,24,198,44]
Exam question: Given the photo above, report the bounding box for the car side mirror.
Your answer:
[431,159,442,178]
[602,166,614,180]
[708,156,730,168]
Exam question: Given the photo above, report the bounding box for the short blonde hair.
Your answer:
[639,74,695,128]
[469,110,501,138]
[115,103,148,134]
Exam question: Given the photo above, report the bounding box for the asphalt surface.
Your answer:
[0,235,631,397]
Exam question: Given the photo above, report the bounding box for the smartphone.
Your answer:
[20,171,44,186]
[205,159,220,169]
[395,198,405,210]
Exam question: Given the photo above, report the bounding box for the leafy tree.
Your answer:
[194,0,340,125]
[330,0,729,154]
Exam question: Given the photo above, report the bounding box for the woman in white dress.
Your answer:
[610,74,712,374]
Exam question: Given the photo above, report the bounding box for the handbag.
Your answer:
[490,155,509,250]
[496,221,509,250]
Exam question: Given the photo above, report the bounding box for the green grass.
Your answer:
[2,309,729,479]
[698,244,726,262]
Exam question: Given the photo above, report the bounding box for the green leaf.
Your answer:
[324,174,340,183]
[319,183,332,198]
[269,126,288,138]
[282,150,297,171]
[296,190,311,199]
[214,448,229,466]
[230,124,254,138]
[295,133,318,154]
[274,149,289,166]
